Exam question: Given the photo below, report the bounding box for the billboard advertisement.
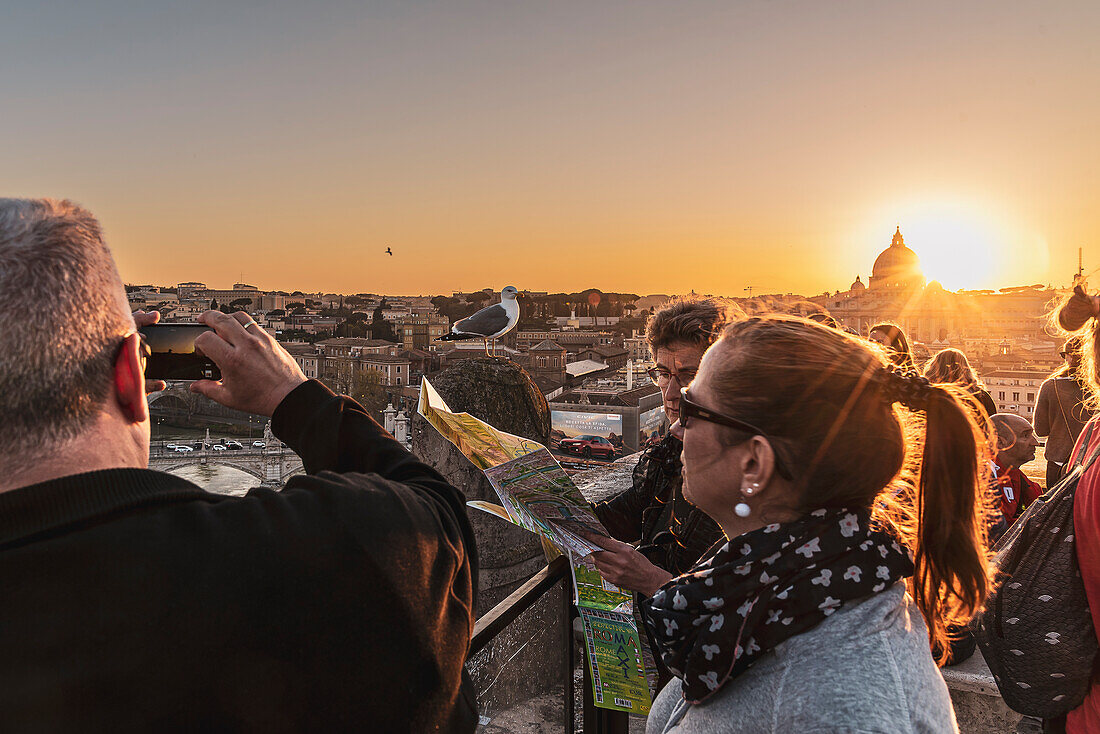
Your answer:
[551,410,624,463]
[638,406,668,449]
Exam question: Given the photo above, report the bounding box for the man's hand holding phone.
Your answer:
[190,310,308,418]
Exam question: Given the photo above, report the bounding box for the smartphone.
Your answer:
[139,324,221,381]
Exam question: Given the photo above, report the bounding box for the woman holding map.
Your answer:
[640,316,994,733]
[588,298,733,690]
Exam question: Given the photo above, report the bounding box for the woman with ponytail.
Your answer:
[643,316,995,733]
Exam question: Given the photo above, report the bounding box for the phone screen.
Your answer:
[139,324,221,380]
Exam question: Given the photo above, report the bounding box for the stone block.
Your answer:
[941,654,1024,734]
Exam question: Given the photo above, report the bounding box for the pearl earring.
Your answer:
[736,483,757,517]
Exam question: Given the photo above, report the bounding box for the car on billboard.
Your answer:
[558,434,617,460]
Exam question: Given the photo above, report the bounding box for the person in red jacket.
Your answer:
[1052,283,1100,734]
[990,413,1043,526]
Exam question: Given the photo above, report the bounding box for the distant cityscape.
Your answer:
[132,227,1079,463]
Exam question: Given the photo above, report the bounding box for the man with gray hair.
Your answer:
[990,412,1043,528]
[0,199,477,732]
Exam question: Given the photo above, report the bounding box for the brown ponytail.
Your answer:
[912,385,996,661]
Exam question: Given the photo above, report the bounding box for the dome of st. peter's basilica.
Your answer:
[870,227,924,290]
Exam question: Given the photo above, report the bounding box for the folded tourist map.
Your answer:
[418,379,652,714]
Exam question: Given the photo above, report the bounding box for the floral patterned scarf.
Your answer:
[644,507,914,703]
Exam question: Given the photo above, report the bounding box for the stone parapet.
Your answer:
[417,358,563,717]
[943,654,1024,733]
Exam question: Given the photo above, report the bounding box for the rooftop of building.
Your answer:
[531,375,565,395]
[279,342,319,355]
[530,339,566,352]
[344,353,411,364]
[443,342,521,356]
[984,369,1052,379]
[565,360,609,378]
[553,383,660,406]
[316,338,399,347]
[579,345,628,357]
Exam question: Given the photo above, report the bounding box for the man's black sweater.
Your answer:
[0,380,478,733]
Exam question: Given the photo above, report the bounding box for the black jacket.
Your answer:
[592,434,722,576]
[0,380,477,733]
[590,434,724,690]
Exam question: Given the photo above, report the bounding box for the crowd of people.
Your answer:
[586,297,1100,733]
[3,195,1100,733]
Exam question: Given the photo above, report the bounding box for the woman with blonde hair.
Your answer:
[1035,337,1095,488]
[924,347,997,418]
[643,316,995,733]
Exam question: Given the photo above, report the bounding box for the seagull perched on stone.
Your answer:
[437,286,519,356]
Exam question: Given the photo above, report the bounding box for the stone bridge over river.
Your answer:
[147,433,304,485]
[148,382,261,426]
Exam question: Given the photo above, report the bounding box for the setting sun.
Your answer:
[859,199,1051,292]
[906,212,999,290]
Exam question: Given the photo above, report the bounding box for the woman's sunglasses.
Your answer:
[679,387,793,479]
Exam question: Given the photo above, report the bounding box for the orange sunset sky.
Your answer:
[3,2,1098,296]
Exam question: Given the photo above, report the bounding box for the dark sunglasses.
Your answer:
[679,387,793,479]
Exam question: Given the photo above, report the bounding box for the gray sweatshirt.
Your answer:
[645,583,957,734]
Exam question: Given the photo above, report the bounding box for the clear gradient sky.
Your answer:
[3,1,1098,296]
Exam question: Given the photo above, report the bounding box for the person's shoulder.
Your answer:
[636,433,678,462]
[673,589,952,733]
[775,585,911,658]
[1079,417,1100,451]
[269,469,463,527]
[768,586,954,731]
[181,471,434,539]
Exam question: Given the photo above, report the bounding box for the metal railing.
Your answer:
[469,555,630,734]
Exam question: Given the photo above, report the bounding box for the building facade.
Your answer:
[984,369,1048,418]
[281,342,321,379]
[395,314,450,351]
[515,330,618,351]
[624,334,650,362]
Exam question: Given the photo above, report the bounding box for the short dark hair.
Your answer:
[645,298,737,354]
[0,199,130,471]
